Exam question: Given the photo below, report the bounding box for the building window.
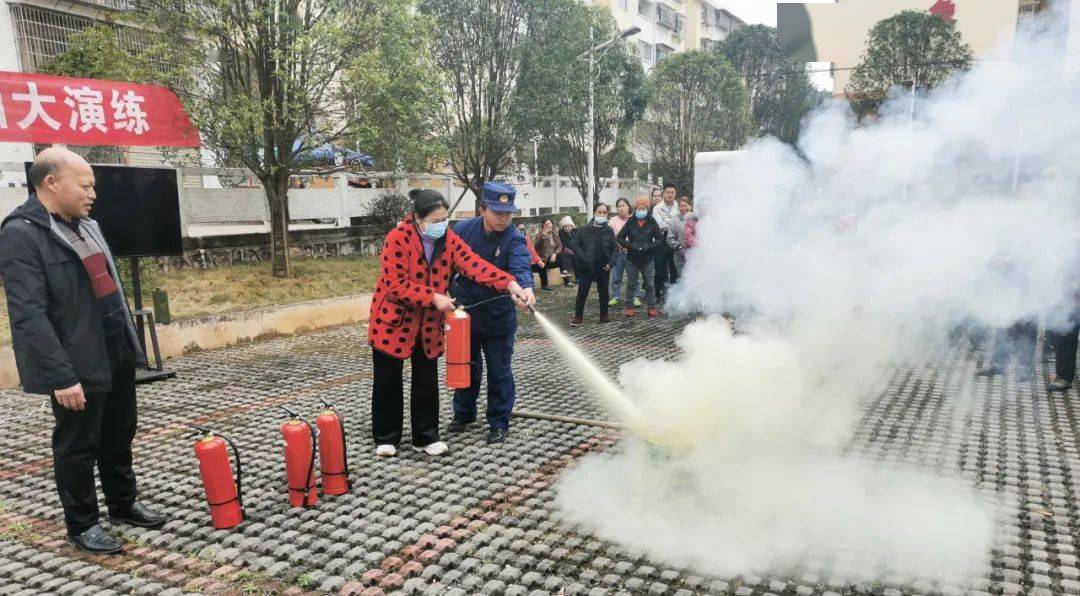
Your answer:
[638,0,654,19]
[656,2,678,31]
[618,0,630,11]
[539,207,553,215]
[636,40,655,63]
[656,43,675,62]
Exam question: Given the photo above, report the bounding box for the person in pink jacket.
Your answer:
[672,197,698,272]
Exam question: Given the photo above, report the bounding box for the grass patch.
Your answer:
[0,254,380,346]
[158,255,379,320]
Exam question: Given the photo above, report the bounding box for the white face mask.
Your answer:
[422,220,448,239]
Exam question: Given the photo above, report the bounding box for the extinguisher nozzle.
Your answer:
[185,423,211,434]
[279,406,301,419]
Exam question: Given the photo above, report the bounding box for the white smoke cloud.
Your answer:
[554,15,1079,588]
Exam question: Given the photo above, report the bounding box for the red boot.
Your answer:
[647,308,659,318]
[625,308,636,318]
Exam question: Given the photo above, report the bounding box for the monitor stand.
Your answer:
[128,258,178,386]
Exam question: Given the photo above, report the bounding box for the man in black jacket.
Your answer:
[616,196,664,318]
[0,147,168,554]
[569,203,618,326]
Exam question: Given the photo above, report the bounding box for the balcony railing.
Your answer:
[78,0,135,10]
[10,4,151,72]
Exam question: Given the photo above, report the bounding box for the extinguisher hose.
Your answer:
[280,407,317,507]
[338,414,352,490]
[456,293,536,314]
[185,424,245,519]
[219,432,246,519]
[304,420,317,507]
[318,398,352,491]
[455,294,509,310]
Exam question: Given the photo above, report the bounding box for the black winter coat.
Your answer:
[0,195,145,395]
[571,221,618,272]
[558,228,577,257]
[616,216,664,265]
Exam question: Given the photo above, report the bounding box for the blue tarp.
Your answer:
[292,139,375,167]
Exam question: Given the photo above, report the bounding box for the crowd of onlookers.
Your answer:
[519,183,698,326]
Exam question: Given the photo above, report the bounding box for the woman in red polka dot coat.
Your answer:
[369,189,533,457]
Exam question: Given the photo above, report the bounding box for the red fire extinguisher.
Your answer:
[445,307,471,389]
[280,407,318,508]
[189,424,245,530]
[315,397,351,496]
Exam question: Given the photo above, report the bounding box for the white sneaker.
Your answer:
[413,441,449,456]
[375,444,397,457]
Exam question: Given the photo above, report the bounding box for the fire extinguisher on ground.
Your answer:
[445,307,471,389]
[280,407,318,508]
[315,397,351,496]
[189,424,245,529]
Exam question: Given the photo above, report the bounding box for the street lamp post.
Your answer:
[900,79,917,202]
[588,25,595,212]
[581,25,640,210]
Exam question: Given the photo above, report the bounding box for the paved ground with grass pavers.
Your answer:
[0,287,1079,594]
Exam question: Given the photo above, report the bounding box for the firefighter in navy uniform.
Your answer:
[447,182,537,444]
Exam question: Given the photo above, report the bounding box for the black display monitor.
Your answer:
[26,163,183,258]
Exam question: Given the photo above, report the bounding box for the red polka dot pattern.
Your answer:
[368,215,515,360]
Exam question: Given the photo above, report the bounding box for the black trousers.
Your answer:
[52,342,137,535]
[532,263,545,288]
[653,243,677,298]
[1048,315,1080,382]
[371,340,439,447]
[574,268,610,319]
[534,262,558,289]
[991,318,1038,372]
[535,259,573,288]
[558,253,576,283]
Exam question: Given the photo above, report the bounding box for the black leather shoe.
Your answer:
[1049,378,1072,392]
[976,365,1002,377]
[446,419,472,434]
[109,502,169,529]
[486,428,509,445]
[69,525,122,555]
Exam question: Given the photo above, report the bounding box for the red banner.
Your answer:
[0,71,200,147]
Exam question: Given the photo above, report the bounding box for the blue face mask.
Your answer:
[422,220,448,240]
[594,216,608,225]
[635,210,648,220]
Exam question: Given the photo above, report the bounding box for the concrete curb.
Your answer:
[0,293,372,391]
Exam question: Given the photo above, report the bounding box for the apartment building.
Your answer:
[590,0,747,69]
